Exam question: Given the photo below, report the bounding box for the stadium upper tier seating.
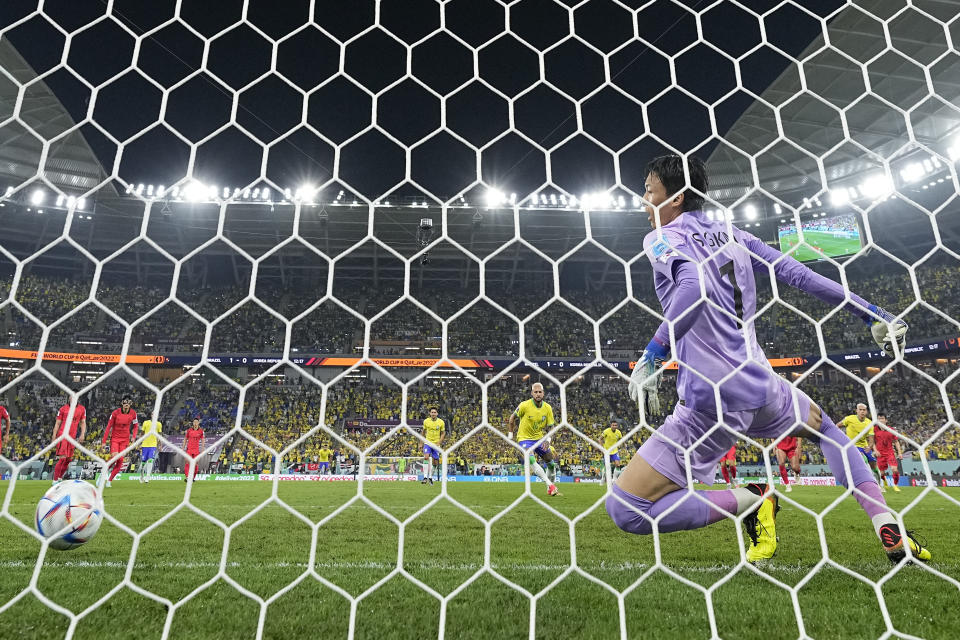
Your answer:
[4,258,959,359]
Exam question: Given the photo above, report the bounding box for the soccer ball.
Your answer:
[35,480,102,551]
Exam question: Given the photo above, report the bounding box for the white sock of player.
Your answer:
[729,488,766,515]
[146,459,154,480]
[426,459,433,481]
[870,512,899,539]
[530,460,552,486]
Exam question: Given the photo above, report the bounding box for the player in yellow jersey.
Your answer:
[422,407,445,485]
[317,445,333,475]
[507,382,559,496]
[601,420,624,484]
[839,403,885,490]
[139,417,161,483]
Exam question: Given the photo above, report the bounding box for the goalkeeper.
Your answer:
[607,154,929,565]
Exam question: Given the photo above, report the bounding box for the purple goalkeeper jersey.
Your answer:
[643,210,871,413]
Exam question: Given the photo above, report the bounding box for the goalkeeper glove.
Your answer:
[629,339,667,420]
[866,304,908,357]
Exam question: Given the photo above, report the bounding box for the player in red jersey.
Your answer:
[184,416,205,482]
[776,436,802,492]
[874,413,903,493]
[719,445,738,488]
[0,404,10,454]
[52,401,87,482]
[101,395,139,487]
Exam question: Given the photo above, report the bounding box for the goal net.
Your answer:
[1,0,959,638]
[363,456,422,478]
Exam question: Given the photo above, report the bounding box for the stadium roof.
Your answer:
[0,37,115,196]
[707,0,960,206]
[2,2,958,285]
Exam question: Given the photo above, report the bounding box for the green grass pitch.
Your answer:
[779,231,862,262]
[2,481,958,640]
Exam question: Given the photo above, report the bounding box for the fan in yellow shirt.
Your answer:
[140,418,161,484]
[507,383,559,496]
[838,403,884,489]
[421,407,445,485]
[601,420,624,483]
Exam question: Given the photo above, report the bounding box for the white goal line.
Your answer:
[0,559,897,576]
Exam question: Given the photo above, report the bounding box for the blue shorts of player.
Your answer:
[858,446,876,463]
[609,453,621,462]
[318,462,329,471]
[141,447,156,462]
[518,440,550,459]
[423,444,440,460]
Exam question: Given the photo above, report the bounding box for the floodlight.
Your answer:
[901,162,924,183]
[861,174,894,199]
[485,188,505,207]
[184,182,205,202]
[828,189,849,207]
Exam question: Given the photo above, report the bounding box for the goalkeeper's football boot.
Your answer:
[547,484,559,497]
[892,485,901,492]
[880,524,931,564]
[743,484,779,564]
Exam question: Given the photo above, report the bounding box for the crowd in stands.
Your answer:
[3,377,155,465]
[6,259,957,361]
[3,255,960,476]
[4,361,960,476]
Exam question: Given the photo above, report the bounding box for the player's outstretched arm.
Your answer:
[629,342,665,419]
[741,235,907,356]
[630,257,705,418]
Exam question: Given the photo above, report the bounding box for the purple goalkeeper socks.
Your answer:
[815,412,877,488]
[815,411,888,518]
[606,484,737,535]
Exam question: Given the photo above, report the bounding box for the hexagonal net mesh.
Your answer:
[1,0,959,637]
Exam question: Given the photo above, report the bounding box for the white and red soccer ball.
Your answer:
[35,480,102,550]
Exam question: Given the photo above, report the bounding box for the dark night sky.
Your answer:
[0,0,845,201]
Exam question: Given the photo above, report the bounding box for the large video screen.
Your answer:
[778,214,863,261]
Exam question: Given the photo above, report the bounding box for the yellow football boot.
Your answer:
[744,492,779,564]
[880,524,931,564]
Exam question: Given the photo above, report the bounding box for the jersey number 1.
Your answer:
[718,261,744,321]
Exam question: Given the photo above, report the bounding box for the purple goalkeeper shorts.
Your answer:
[638,378,812,488]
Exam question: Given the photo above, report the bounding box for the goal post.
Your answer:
[364,456,424,477]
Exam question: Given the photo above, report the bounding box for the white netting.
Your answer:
[1,0,959,637]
